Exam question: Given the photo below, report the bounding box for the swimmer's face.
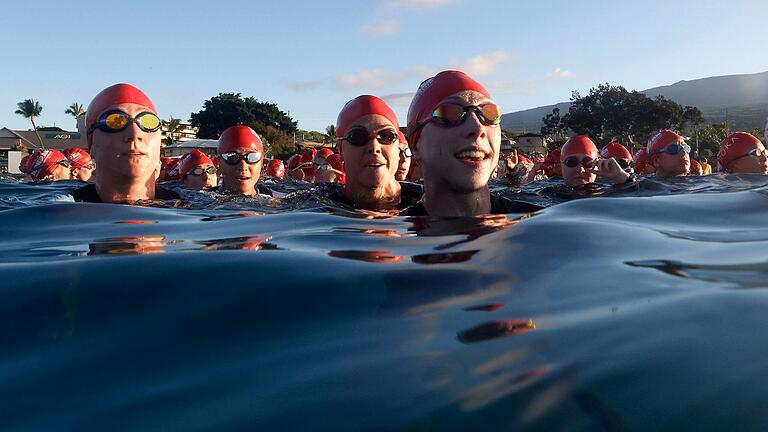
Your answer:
[729,142,768,174]
[71,165,94,182]
[89,103,161,183]
[45,163,72,181]
[218,148,262,195]
[414,90,500,193]
[183,163,218,190]
[315,166,339,183]
[339,114,399,190]
[396,141,411,181]
[655,149,690,177]
[561,153,597,186]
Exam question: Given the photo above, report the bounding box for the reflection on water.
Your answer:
[6,177,768,430]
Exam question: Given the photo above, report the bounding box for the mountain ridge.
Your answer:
[501,70,768,132]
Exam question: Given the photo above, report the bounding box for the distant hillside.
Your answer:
[501,71,768,133]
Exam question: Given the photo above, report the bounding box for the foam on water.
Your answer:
[3,176,768,430]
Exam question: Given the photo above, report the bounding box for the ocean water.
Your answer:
[3,176,768,431]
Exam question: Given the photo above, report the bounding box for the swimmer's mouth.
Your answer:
[236,175,251,181]
[455,148,489,162]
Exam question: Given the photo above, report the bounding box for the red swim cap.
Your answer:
[159,157,180,182]
[633,149,652,173]
[647,130,685,155]
[336,95,399,140]
[178,149,214,180]
[325,153,346,184]
[63,147,92,169]
[689,159,703,175]
[300,148,318,177]
[317,148,334,160]
[19,154,33,174]
[717,132,762,172]
[543,148,561,177]
[561,136,598,159]
[266,159,285,179]
[286,154,302,171]
[600,141,631,160]
[406,70,491,149]
[28,149,67,181]
[86,83,157,150]
[217,125,263,155]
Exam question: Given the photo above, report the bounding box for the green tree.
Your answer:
[325,124,337,141]
[540,107,566,138]
[15,99,45,149]
[163,117,185,145]
[189,93,298,157]
[65,102,85,118]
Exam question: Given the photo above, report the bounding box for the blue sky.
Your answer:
[1,0,766,133]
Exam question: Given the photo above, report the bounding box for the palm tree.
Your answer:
[65,102,85,118]
[163,117,185,145]
[15,99,44,149]
[325,124,337,142]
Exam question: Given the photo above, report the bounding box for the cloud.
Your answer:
[546,68,575,79]
[452,50,516,76]
[386,0,462,9]
[335,66,432,90]
[381,92,416,107]
[359,19,400,37]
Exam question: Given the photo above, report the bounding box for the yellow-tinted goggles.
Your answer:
[431,103,502,127]
[88,110,162,134]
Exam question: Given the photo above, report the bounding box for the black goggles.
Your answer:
[88,110,162,134]
[651,143,691,156]
[562,156,596,168]
[189,166,217,176]
[220,151,263,165]
[399,147,413,158]
[341,128,399,147]
[616,159,634,170]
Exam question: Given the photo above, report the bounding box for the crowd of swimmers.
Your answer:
[15,70,768,217]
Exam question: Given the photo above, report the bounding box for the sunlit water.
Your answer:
[3,176,768,431]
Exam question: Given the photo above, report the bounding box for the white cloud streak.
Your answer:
[359,19,400,37]
[452,50,516,76]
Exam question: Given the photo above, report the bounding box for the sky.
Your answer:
[1,0,766,133]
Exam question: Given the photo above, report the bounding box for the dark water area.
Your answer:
[4,176,768,431]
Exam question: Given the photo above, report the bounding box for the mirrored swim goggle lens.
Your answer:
[400,147,413,158]
[562,156,595,168]
[190,166,217,176]
[431,103,502,127]
[220,151,262,165]
[344,129,399,146]
[93,110,162,133]
[656,143,691,155]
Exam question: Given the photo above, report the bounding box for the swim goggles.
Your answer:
[650,143,691,156]
[341,128,399,147]
[88,110,162,134]
[400,147,413,158]
[729,147,768,165]
[219,151,262,165]
[562,156,596,168]
[429,103,502,128]
[188,166,217,176]
[616,159,634,170]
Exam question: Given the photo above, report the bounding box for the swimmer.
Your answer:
[395,131,412,182]
[63,147,95,182]
[179,149,217,190]
[560,135,630,187]
[72,83,178,203]
[647,130,690,177]
[217,125,264,196]
[315,153,345,184]
[717,132,768,174]
[265,159,286,180]
[688,159,703,176]
[158,157,181,183]
[543,148,562,178]
[334,95,408,210]
[600,141,634,174]
[401,70,540,216]
[28,149,72,182]
[633,149,655,175]
[286,154,305,181]
[300,148,318,183]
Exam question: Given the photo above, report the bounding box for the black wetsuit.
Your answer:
[400,193,544,216]
[291,181,423,211]
[71,184,180,203]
